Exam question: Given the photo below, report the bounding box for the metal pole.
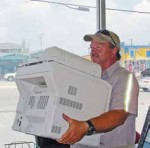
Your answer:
[96,0,106,30]
[40,33,43,51]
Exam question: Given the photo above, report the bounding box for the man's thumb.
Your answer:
[62,113,72,124]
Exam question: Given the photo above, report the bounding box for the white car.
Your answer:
[139,77,150,92]
[3,72,16,81]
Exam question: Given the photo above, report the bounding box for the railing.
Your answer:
[4,141,40,148]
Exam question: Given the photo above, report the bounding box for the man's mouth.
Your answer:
[91,53,99,58]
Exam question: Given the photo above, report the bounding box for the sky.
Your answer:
[0,0,150,56]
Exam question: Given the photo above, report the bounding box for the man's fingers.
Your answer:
[58,134,77,145]
[57,130,74,143]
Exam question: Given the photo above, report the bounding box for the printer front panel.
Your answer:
[13,62,60,137]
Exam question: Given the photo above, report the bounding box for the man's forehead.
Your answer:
[91,40,108,45]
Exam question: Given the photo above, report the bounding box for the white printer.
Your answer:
[12,47,112,147]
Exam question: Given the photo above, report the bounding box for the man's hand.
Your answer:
[57,113,88,145]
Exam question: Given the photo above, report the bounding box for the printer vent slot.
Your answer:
[28,96,35,108]
[59,97,82,110]
[68,85,77,96]
[37,96,49,109]
[51,125,62,134]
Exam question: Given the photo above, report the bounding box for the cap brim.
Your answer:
[84,34,109,43]
[84,34,93,41]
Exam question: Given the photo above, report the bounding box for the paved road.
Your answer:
[0,81,18,109]
[0,81,34,147]
[0,81,149,147]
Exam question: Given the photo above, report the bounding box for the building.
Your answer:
[0,43,29,75]
[0,43,23,53]
[121,42,150,75]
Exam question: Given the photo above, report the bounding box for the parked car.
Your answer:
[139,77,150,91]
[3,72,16,81]
[141,68,150,77]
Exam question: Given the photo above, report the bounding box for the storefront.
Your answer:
[0,53,29,75]
[121,43,150,75]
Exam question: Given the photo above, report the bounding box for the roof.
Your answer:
[0,53,29,60]
[0,43,21,50]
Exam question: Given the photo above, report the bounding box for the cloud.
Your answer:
[106,0,150,45]
[0,0,149,56]
[0,1,8,13]
[135,0,150,11]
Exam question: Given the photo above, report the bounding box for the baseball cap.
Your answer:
[84,29,120,49]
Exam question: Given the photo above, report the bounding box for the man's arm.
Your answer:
[91,109,129,133]
[57,110,129,145]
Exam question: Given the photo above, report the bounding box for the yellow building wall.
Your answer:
[121,48,150,61]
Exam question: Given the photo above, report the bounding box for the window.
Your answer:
[0,0,97,146]
[0,0,149,147]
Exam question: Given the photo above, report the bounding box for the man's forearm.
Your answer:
[89,110,129,133]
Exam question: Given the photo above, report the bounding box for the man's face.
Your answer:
[90,40,116,66]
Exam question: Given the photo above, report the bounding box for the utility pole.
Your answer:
[96,0,106,30]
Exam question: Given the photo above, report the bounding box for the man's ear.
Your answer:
[112,47,118,57]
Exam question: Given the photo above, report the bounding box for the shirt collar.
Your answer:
[102,61,120,78]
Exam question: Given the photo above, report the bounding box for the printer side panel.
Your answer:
[46,63,111,146]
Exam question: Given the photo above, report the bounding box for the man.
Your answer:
[57,30,139,148]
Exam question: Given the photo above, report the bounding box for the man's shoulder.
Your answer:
[113,66,138,85]
[107,62,136,81]
[119,66,131,74]
[114,65,130,77]
[109,62,130,76]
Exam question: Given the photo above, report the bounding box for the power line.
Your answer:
[30,0,94,8]
[30,0,150,15]
[30,0,90,11]
[106,8,150,15]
